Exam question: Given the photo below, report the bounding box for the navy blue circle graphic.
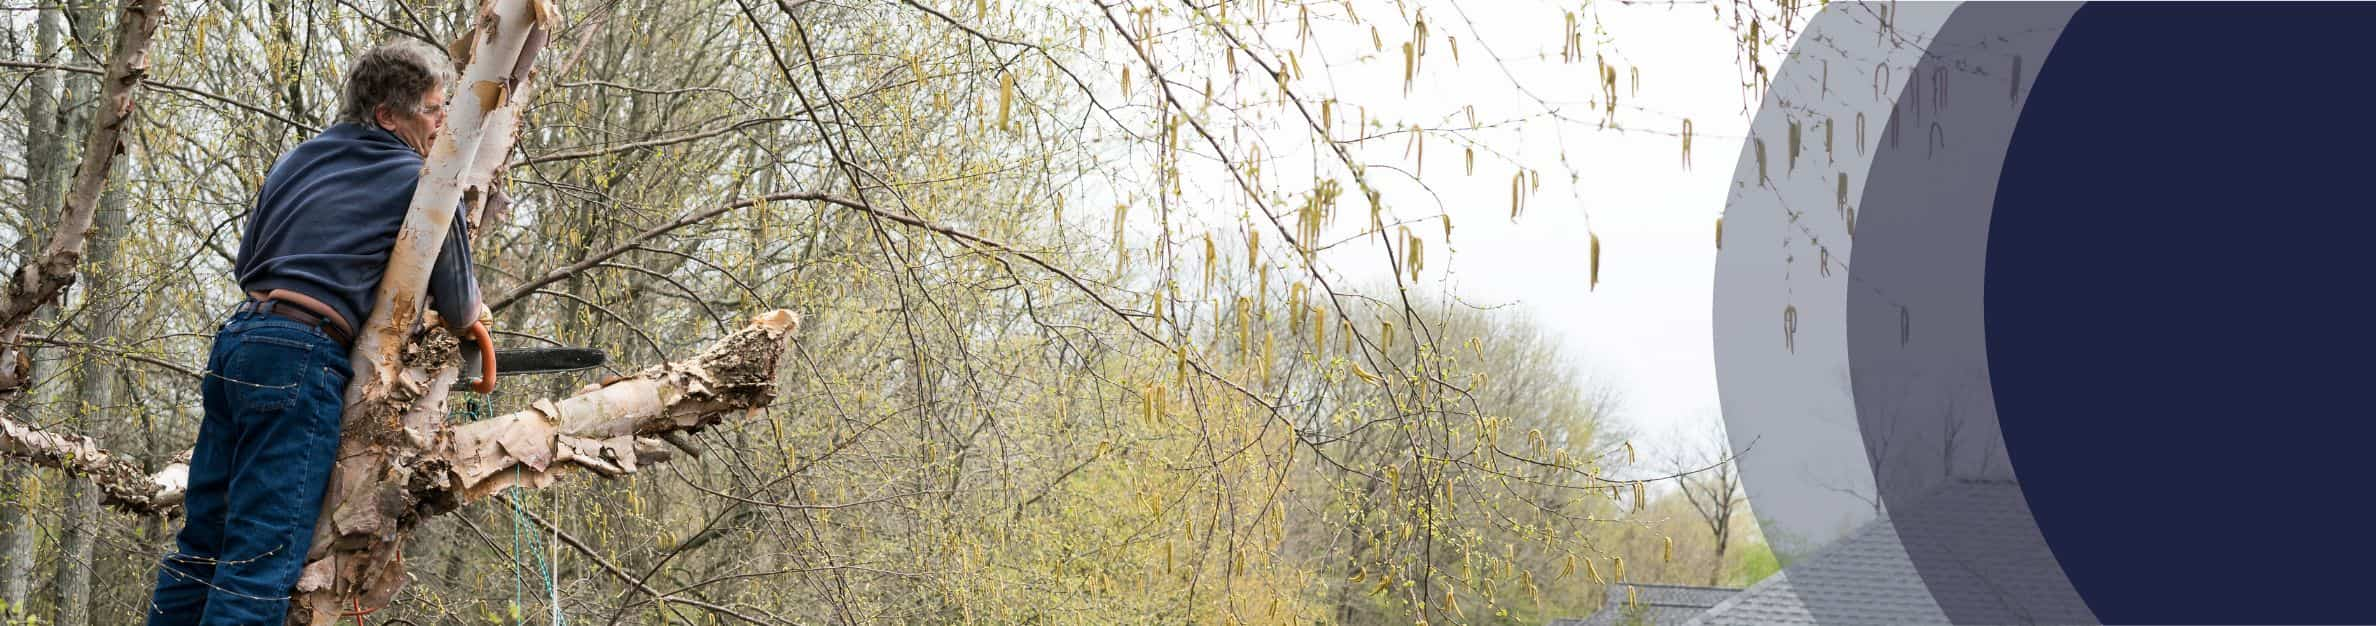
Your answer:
[1990,3,2376,623]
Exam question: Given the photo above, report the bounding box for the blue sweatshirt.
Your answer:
[235,122,479,333]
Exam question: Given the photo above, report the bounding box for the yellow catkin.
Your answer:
[996,72,1014,130]
[1788,120,1801,171]
[1297,5,1311,47]
[1246,227,1260,271]
[1256,266,1269,318]
[1589,233,1603,290]
[1236,297,1251,354]
[1415,126,1425,177]
[1261,333,1274,385]
[1856,112,1868,154]
[1754,138,1769,183]
[1202,233,1216,294]
[1838,172,1852,214]
[1406,232,1424,280]
[1509,172,1523,219]
[1288,283,1306,333]
[1682,118,1695,168]
[1313,307,1327,354]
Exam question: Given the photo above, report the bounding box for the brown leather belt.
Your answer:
[236,297,355,349]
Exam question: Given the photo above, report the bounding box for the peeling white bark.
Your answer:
[292,310,796,624]
[0,311,800,620]
[0,416,185,514]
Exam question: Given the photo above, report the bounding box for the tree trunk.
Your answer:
[53,140,131,626]
[294,1,552,621]
[0,1,68,612]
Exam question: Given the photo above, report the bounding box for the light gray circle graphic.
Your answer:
[1711,3,2094,623]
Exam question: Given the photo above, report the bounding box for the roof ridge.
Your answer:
[1615,582,1745,591]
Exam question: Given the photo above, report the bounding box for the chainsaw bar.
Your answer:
[454,346,608,391]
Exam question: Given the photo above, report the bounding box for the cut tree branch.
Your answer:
[0,310,799,521]
[0,415,185,514]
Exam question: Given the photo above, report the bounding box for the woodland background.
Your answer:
[0,0,1800,623]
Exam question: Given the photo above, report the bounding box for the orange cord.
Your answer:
[335,550,403,623]
[342,594,379,625]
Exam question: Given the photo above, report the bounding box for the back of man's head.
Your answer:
[336,39,454,126]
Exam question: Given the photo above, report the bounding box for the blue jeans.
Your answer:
[147,309,351,625]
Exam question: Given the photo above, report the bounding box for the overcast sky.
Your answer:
[1303,1,1765,457]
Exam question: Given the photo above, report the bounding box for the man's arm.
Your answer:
[427,206,482,333]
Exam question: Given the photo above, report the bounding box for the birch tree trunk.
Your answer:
[293,5,557,619]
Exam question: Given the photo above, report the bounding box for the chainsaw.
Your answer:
[452,325,607,393]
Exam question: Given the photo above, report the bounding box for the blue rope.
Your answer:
[471,394,565,625]
[506,458,565,624]
[496,426,560,623]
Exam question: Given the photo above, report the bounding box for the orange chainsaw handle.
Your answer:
[468,321,497,394]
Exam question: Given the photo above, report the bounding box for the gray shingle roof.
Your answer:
[1554,583,1743,626]
[1685,480,2095,625]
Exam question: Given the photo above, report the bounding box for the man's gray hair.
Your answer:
[335,39,454,126]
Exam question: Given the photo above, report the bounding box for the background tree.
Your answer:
[1673,425,1748,587]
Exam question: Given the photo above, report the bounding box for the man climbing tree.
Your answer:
[144,39,488,624]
